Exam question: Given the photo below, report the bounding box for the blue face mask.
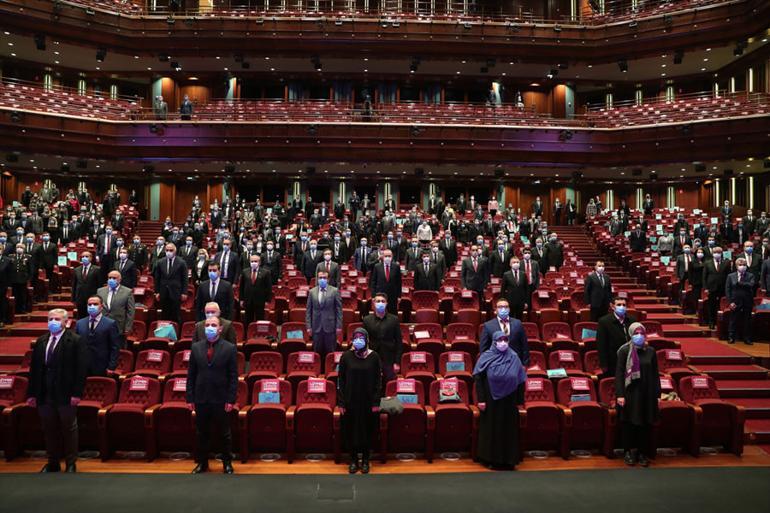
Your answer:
[208,271,219,281]
[374,302,386,314]
[87,304,100,317]
[615,305,627,316]
[81,257,90,265]
[48,319,63,333]
[631,334,645,347]
[498,307,510,319]
[352,338,366,351]
[495,340,509,352]
[108,278,118,289]
[745,247,753,254]
[205,326,218,342]
[318,278,328,289]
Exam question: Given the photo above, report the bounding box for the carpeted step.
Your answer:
[678,339,754,366]
[727,398,770,419]
[745,420,770,444]
[662,324,712,337]
[633,296,667,305]
[646,313,695,324]
[2,322,50,338]
[717,379,770,398]
[636,304,680,313]
[694,364,770,381]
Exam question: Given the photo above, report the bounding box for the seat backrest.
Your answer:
[556,376,597,405]
[548,350,583,371]
[385,378,426,405]
[181,321,197,339]
[251,378,292,407]
[524,377,555,403]
[573,322,598,341]
[452,290,478,311]
[247,321,277,340]
[428,378,470,409]
[82,376,117,406]
[597,377,616,403]
[247,351,283,376]
[679,375,719,403]
[280,322,308,342]
[135,349,171,373]
[162,377,189,403]
[0,375,28,406]
[656,348,687,372]
[128,320,147,341]
[438,351,472,375]
[116,349,135,374]
[522,322,541,340]
[287,351,322,375]
[412,290,439,309]
[346,322,363,341]
[643,320,662,336]
[172,350,192,372]
[295,378,336,407]
[446,323,477,342]
[542,322,572,342]
[570,291,587,309]
[401,351,435,375]
[324,351,343,374]
[413,323,442,341]
[117,375,161,408]
[149,320,179,338]
[527,351,547,372]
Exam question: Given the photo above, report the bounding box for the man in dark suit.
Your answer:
[584,260,613,321]
[596,298,635,377]
[628,225,647,252]
[761,254,770,296]
[114,248,138,289]
[305,270,342,360]
[37,232,58,280]
[488,240,511,278]
[315,249,341,288]
[501,257,529,320]
[726,257,755,345]
[213,238,240,286]
[26,309,88,473]
[413,250,441,292]
[74,296,120,376]
[676,245,694,306]
[192,303,239,345]
[703,246,731,330]
[186,316,238,474]
[545,233,564,271]
[672,229,692,257]
[461,245,489,306]
[129,236,149,271]
[57,220,76,245]
[260,240,281,281]
[428,242,447,279]
[97,270,135,347]
[179,236,198,269]
[531,239,549,276]
[362,293,403,382]
[153,243,188,326]
[353,238,372,275]
[521,249,541,299]
[301,240,323,283]
[240,254,272,325]
[439,233,458,266]
[737,241,761,290]
[531,197,544,218]
[72,251,101,319]
[195,261,234,321]
[479,299,529,365]
[330,233,348,264]
[369,249,402,314]
[96,226,117,283]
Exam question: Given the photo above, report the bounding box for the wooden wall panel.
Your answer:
[521,92,549,113]
[158,182,175,222]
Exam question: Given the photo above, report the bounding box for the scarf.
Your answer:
[473,333,526,400]
[623,342,641,388]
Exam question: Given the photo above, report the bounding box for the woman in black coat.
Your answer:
[615,322,661,467]
[337,327,382,474]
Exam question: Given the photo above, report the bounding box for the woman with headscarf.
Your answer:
[615,322,660,467]
[473,330,527,470]
[337,327,382,474]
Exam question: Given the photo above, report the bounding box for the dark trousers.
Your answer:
[728,304,753,342]
[382,363,397,382]
[194,403,232,464]
[12,283,28,314]
[243,301,265,325]
[622,422,652,457]
[159,291,181,325]
[39,401,78,466]
[312,331,337,361]
[686,285,702,315]
[511,304,525,321]
[0,285,8,323]
[705,291,721,327]
[590,305,607,322]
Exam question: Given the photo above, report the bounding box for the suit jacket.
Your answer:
[195,279,235,321]
[213,250,241,285]
[479,317,529,366]
[676,253,696,281]
[315,260,341,288]
[461,256,489,292]
[628,231,647,252]
[439,238,458,265]
[531,246,549,273]
[545,242,564,269]
[96,285,135,335]
[192,319,239,345]
[404,247,423,272]
[239,267,273,307]
[703,258,731,293]
[726,271,756,307]
[761,259,770,291]
[113,258,138,289]
[260,251,281,281]
[302,250,323,280]
[37,241,58,269]
[596,312,635,374]
[72,264,102,306]
[413,262,441,291]
[330,241,348,264]
[739,252,762,281]
[673,235,692,256]
[27,329,88,405]
[584,272,613,309]
[153,256,189,298]
[369,262,403,302]
[179,244,198,268]
[75,315,121,375]
[501,269,529,309]
[186,339,238,405]
[521,259,541,293]
[305,286,342,334]
[488,249,511,278]
[362,313,403,367]
[353,246,373,274]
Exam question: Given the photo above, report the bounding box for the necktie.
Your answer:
[425,263,429,275]
[210,281,216,299]
[473,258,478,272]
[501,319,509,335]
[45,335,58,365]
[107,290,113,309]
[319,288,325,304]
[326,261,330,273]
[105,237,109,254]
[599,273,604,287]
[90,319,96,334]
[685,256,689,272]
[167,258,171,274]
[120,261,125,271]
[385,265,390,282]
[207,342,215,363]
[251,271,256,284]
[514,270,518,283]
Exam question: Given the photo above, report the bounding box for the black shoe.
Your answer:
[638,454,650,467]
[623,452,636,466]
[348,461,359,474]
[728,339,735,345]
[191,463,208,474]
[361,460,370,474]
[65,463,76,473]
[745,340,754,346]
[223,461,234,474]
[40,463,60,473]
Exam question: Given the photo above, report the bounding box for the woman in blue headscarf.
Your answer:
[473,330,527,470]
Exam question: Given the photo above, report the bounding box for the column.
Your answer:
[635,187,644,210]
[635,84,643,106]
[730,177,737,205]
[606,189,614,210]
[226,76,237,101]
[149,182,161,221]
[748,176,755,209]
[666,186,676,208]
[109,84,118,100]
[715,179,721,207]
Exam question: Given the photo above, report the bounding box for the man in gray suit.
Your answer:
[96,270,135,348]
[305,269,342,360]
[315,249,341,288]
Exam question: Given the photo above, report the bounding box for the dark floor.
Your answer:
[0,467,768,513]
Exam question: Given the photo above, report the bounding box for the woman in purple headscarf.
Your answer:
[472,330,527,470]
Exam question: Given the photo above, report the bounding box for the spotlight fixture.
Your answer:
[311,56,322,71]
[618,59,628,73]
[34,34,46,50]
[307,124,318,135]
[411,126,422,136]
[546,68,558,79]
[96,47,107,62]
[558,130,574,141]
[558,63,568,70]
[60,163,70,173]
[159,53,170,62]
[85,7,95,15]
[628,20,638,28]
[170,61,181,71]
[733,40,747,56]
[553,25,562,32]
[673,50,684,64]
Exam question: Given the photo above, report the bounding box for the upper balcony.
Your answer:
[1,0,767,63]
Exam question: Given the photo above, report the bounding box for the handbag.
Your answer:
[379,396,404,415]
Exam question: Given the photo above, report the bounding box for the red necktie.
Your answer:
[526,262,531,283]
[385,265,390,282]
[326,262,330,273]
[207,342,215,363]
[473,258,478,272]
[251,271,256,284]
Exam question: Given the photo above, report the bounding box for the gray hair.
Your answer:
[49,308,69,320]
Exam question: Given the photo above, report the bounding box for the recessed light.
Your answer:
[661,73,666,77]
[2,31,8,35]
[54,51,59,55]
[147,67,152,70]
[701,68,706,71]
[265,56,270,60]
[224,67,228,71]
[54,60,59,64]
[96,66,100,70]
[364,57,368,61]
[7,43,13,46]
[10,53,15,57]
[706,47,711,51]
[456,71,460,74]
[461,60,466,63]
[703,58,709,62]
[587,64,592,68]
[216,56,221,59]
[364,69,368,72]
[661,64,666,67]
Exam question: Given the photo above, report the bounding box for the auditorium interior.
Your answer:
[0,0,769,510]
